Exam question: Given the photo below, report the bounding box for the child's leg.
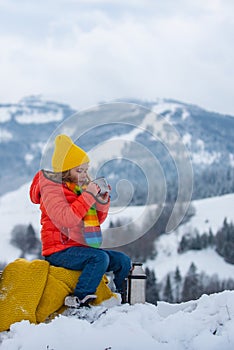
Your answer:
[45,246,110,299]
[105,250,132,292]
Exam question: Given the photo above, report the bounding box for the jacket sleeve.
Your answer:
[40,181,96,229]
[95,198,110,224]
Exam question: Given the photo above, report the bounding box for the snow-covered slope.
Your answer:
[0,180,234,284]
[0,182,41,263]
[1,290,234,350]
[1,184,234,349]
[146,193,234,280]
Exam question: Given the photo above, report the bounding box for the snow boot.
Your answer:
[64,294,97,308]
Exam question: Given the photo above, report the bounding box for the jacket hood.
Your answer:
[30,170,43,204]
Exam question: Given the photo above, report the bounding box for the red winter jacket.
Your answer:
[30,170,110,256]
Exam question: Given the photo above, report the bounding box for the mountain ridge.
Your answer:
[0,95,233,201]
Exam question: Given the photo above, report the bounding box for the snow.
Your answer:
[182,132,192,147]
[146,193,234,280]
[0,107,15,123]
[0,99,64,125]
[1,291,234,349]
[24,153,34,165]
[147,246,234,281]
[181,109,190,120]
[152,101,190,122]
[179,193,234,235]
[0,181,234,278]
[192,150,221,165]
[0,183,41,263]
[229,153,234,167]
[182,132,226,167]
[181,132,222,165]
[152,101,179,117]
[88,111,164,169]
[0,129,13,142]
[1,183,234,348]
[102,203,157,228]
[14,110,64,124]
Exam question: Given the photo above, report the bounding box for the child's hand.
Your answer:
[99,192,109,202]
[85,182,100,196]
[98,184,111,203]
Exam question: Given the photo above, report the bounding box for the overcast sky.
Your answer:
[0,0,234,115]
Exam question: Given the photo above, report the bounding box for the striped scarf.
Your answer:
[66,182,102,248]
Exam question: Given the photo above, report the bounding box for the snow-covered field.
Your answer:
[1,290,234,350]
[1,183,234,349]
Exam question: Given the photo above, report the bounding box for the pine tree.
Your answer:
[178,235,189,253]
[216,219,234,264]
[163,274,173,303]
[10,224,28,257]
[208,228,215,246]
[181,262,201,302]
[174,266,182,302]
[145,267,159,305]
[25,224,41,255]
[10,223,41,258]
[193,231,202,250]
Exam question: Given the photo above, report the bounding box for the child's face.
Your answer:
[70,163,89,185]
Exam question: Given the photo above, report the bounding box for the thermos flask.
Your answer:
[127,262,147,304]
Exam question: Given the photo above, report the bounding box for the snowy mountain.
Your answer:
[1,95,233,202]
[0,95,75,196]
[1,290,234,350]
[1,94,234,348]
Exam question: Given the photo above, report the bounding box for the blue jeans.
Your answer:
[45,246,132,299]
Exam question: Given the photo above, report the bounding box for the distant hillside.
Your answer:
[0,96,233,202]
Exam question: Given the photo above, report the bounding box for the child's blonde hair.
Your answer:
[43,170,91,184]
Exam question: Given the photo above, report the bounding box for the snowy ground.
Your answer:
[146,193,234,281]
[1,184,234,349]
[1,290,234,350]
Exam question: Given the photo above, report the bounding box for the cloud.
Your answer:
[0,0,234,115]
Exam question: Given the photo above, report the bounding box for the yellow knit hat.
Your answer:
[52,134,90,172]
